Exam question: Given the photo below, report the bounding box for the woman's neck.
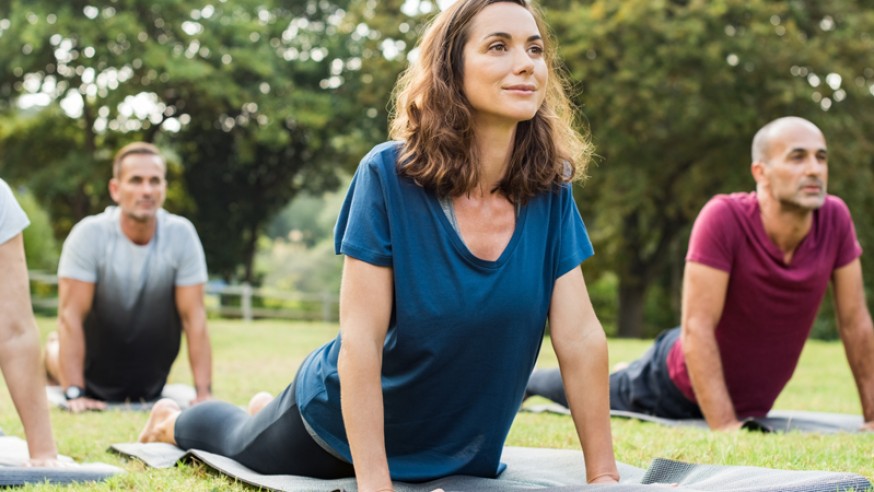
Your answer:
[472,123,516,194]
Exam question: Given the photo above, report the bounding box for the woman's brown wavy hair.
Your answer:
[389,0,591,204]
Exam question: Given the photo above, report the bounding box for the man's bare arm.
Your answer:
[175,283,212,402]
[681,261,741,430]
[57,277,106,412]
[831,258,874,427]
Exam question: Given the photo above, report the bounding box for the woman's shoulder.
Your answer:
[359,141,403,171]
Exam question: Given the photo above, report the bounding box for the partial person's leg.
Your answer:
[609,327,701,419]
[525,368,569,407]
[43,331,60,385]
[172,383,355,478]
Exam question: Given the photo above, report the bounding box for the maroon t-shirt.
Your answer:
[667,192,862,417]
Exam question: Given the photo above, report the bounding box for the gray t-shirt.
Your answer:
[58,206,207,401]
[0,179,30,245]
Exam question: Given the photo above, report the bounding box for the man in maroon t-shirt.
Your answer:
[526,116,874,431]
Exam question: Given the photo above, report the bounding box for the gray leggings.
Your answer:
[174,380,355,477]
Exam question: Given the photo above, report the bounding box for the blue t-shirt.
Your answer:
[296,141,593,481]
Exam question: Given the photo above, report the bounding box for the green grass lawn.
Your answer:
[0,317,870,490]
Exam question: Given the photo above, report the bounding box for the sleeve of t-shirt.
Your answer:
[685,197,736,273]
[829,197,863,270]
[333,149,393,267]
[0,179,30,245]
[555,184,594,279]
[174,219,208,286]
[57,220,99,283]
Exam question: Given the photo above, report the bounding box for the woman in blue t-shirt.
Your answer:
[139,0,619,487]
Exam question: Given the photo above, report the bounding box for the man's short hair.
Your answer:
[751,116,819,164]
[113,142,164,178]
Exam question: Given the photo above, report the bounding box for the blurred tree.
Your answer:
[11,185,59,270]
[546,0,874,337]
[0,0,426,282]
[267,180,349,248]
[259,182,349,296]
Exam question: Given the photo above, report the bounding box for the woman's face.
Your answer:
[461,2,548,129]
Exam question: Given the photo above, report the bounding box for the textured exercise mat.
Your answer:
[523,403,865,434]
[0,435,123,486]
[110,442,871,491]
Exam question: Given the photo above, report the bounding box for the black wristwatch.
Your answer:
[64,385,85,400]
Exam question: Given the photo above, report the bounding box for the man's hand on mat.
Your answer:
[67,396,107,413]
[713,420,744,432]
[190,393,212,405]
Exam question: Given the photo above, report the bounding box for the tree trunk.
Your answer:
[242,222,259,284]
[616,280,647,338]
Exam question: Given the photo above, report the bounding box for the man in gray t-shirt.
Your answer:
[45,142,213,412]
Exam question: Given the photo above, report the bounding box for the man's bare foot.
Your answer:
[138,399,181,444]
[247,391,274,415]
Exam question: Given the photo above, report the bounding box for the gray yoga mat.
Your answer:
[523,403,865,434]
[110,442,871,491]
[0,435,123,486]
[46,384,196,411]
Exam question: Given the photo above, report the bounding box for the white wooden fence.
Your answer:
[27,271,339,322]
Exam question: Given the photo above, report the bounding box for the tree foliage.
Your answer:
[0,0,426,282]
[546,0,874,336]
[11,186,59,270]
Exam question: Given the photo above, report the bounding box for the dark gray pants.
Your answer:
[174,379,355,477]
[526,328,702,419]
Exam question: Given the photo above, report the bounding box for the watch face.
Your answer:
[64,386,83,400]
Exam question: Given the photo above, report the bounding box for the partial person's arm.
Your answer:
[0,233,61,464]
[680,261,741,431]
[831,258,874,429]
[175,283,212,403]
[337,256,394,492]
[57,277,106,412]
[549,268,619,484]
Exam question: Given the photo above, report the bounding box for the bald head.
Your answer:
[751,117,824,164]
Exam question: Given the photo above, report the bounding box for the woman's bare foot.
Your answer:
[247,391,274,415]
[138,399,182,444]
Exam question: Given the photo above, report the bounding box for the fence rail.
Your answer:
[28,271,338,322]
